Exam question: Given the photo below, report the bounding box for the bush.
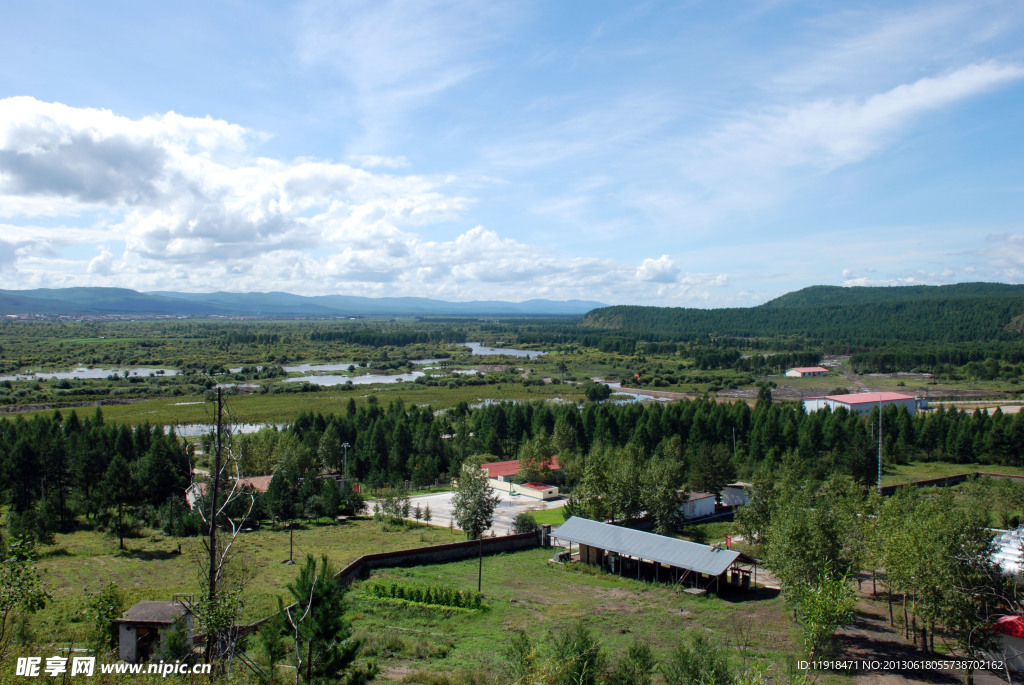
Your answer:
[512,513,540,535]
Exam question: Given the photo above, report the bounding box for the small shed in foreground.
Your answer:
[115,599,193,663]
[551,517,755,593]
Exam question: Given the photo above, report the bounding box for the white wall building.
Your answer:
[679,492,716,519]
[803,392,917,416]
[116,600,192,663]
[720,483,751,507]
[785,366,828,377]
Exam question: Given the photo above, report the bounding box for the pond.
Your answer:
[460,342,545,358]
[165,423,286,437]
[282,362,358,373]
[283,371,425,386]
[0,367,179,381]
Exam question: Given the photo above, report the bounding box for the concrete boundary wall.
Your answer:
[335,530,542,586]
[879,471,1024,497]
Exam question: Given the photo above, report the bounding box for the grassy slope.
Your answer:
[882,460,1024,486]
[32,519,464,647]
[350,547,798,680]
[30,519,805,682]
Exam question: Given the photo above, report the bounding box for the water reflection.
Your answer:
[0,367,179,381]
[460,342,545,358]
[284,371,425,386]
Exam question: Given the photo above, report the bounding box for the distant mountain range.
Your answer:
[0,287,606,317]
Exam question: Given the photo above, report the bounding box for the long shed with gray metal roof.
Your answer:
[551,516,754,592]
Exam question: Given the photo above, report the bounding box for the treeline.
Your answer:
[850,342,1024,377]
[692,348,821,372]
[308,326,467,346]
[0,409,193,543]
[736,468,1004,669]
[5,396,1024,543]
[582,295,1024,344]
[241,395,1024,494]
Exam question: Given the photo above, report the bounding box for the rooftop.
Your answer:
[809,391,915,405]
[553,517,739,576]
[481,456,560,479]
[117,601,188,625]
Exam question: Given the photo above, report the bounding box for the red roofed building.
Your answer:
[991,615,1024,671]
[480,457,562,500]
[480,456,561,482]
[804,392,919,416]
[185,475,273,510]
[785,366,828,377]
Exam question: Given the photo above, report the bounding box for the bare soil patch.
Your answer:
[838,590,1010,685]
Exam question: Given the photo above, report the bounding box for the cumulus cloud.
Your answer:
[87,247,115,275]
[636,255,680,283]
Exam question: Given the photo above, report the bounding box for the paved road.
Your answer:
[367,489,566,535]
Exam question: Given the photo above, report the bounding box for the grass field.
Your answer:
[22,382,589,427]
[347,547,801,682]
[526,506,568,526]
[881,460,1024,486]
[26,517,811,683]
[30,518,464,647]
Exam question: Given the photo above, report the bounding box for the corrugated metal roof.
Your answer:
[553,517,739,576]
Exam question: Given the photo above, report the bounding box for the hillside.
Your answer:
[580,282,1024,343]
[761,282,1024,308]
[0,287,605,317]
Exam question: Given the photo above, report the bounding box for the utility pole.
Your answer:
[877,400,883,496]
[342,441,350,481]
[478,534,483,593]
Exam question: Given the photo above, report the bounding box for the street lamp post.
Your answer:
[342,442,350,482]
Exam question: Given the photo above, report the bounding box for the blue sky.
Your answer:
[1,1,1022,307]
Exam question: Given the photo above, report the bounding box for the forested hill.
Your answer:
[580,283,1024,343]
[762,282,1024,308]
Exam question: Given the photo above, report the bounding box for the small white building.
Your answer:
[992,527,1024,575]
[679,492,717,519]
[116,600,192,663]
[720,482,751,507]
[803,391,917,416]
[785,366,828,378]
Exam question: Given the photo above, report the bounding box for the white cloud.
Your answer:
[636,255,680,283]
[87,247,114,275]
[705,62,1024,174]
[347,154,410,169]
[295,0,520,145]
[0,240,15,270]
